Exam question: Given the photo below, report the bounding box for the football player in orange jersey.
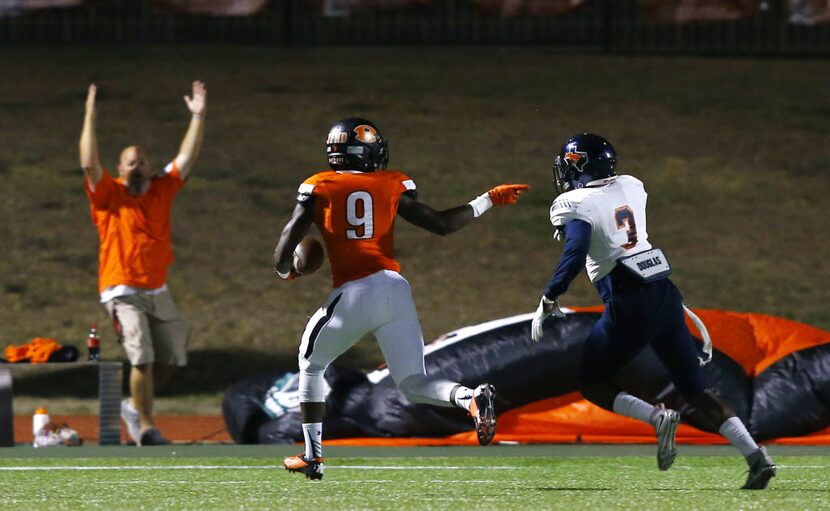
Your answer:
[274,117,529,479]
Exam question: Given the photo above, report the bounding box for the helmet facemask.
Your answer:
[552,156,573,195]
[374,140,389,171]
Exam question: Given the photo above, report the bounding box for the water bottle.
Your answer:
[33,407,50,436]
[87,324,101,362]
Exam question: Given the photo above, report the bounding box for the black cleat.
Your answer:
[742,446,776,490]
[470,384,497,446]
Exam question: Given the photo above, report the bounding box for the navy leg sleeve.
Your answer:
[580,307,651,410]
[650,282,708,399]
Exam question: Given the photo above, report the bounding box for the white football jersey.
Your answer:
[549,175,652,282]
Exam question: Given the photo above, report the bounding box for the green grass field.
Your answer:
[1,445,828,510]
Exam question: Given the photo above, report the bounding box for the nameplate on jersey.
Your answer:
[617,248,672,282]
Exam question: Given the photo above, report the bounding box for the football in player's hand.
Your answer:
[293,237,324,275]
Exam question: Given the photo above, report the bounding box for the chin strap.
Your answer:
[683,304,713,366]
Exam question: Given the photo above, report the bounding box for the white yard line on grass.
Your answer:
[0,465,521,472]
[0,465,267,471]
[336,465,520,470]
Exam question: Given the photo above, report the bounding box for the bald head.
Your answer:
[118,145,152,195]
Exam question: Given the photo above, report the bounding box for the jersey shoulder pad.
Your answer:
[296,171,335,201]
[614,174,647,198]
[549,189,595,227]
[383,170,416,193]
[616,174,644,188]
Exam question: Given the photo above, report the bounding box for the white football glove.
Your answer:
[553,226,565,242]
[531,295,566,342]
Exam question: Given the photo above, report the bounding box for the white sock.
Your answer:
[612,392,658,426]
[450,385,475,411]
[718,417,759,458]
[302,422,323,460]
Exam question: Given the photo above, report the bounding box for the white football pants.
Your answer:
[298,270,458,407]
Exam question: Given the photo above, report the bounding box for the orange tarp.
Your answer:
[329,397,830,447]
[328,310,830,447]
[569,307,830,376]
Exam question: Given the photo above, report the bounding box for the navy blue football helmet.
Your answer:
[552,133,617,194]
[326,117,389,172]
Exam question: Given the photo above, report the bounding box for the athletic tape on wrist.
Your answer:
[468,193,493,218]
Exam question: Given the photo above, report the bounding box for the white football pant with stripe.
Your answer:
[298,270,458,406]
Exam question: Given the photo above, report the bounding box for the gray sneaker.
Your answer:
[652,403,681,471]
[139,427,171,446]
[120,398,141,445]
[742,446,776,490]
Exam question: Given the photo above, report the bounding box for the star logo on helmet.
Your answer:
[564,150,588,172]
[354,125,379,144]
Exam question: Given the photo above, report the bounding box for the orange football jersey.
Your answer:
[298,170,416,288]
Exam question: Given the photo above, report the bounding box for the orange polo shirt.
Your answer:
[85,163,185,293]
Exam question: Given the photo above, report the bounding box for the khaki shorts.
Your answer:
[105,290,188,367]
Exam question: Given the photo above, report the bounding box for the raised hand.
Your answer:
[85,84,97,113]
[80,84,102,185]
[184,80,207,116]
[488,184,530,206]
[175,81,207,179]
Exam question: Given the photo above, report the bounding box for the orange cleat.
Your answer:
[283,453,325,480]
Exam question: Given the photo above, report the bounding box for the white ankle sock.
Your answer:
[612,392,658,426]
[451,385,474,411]
[302,422,323,460]
[718,417,759,458]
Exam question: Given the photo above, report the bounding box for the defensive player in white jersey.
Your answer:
[274,117,529,480]
[530,133,776,490]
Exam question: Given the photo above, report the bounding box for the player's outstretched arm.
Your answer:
[531,219,591,341]
[398,183,530,236]
[174,80,207,179]
[273,200,316,280]
[397,193,474,235]
[79,84,103,188]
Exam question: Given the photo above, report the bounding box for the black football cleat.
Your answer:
[469,384,497,446]
[742,446,776,490]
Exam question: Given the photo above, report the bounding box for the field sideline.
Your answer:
[2,445,828,510]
